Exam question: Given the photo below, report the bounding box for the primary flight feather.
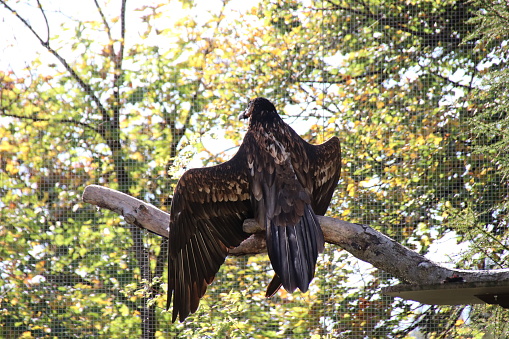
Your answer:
[167,97,341,322]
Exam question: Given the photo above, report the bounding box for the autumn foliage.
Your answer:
[1,0,509,337]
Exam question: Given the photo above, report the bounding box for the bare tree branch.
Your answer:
[82,184,509,286]
[0,0,109,131]
[114,0,127,87]
[0,111,100,133]
[94,0,112,42]
[35,0,50,44]
[301,70,386,85]
[110,0,127,134]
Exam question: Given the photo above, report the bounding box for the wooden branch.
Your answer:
[82,184,509,286]
[83,185,170,237]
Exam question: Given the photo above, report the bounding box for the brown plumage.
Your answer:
[167,97,341,322]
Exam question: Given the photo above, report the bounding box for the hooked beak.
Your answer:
[239,110,249,120]
[239,100,253,120]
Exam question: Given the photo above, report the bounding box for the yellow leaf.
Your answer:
[35,260,46,271]
[384,165,398,173]
[346,183,356,197]
[6,162,19,175]
[131,152,144,161]
[0,140,13,152]
[120,118,130,129]
[415,135,425,146]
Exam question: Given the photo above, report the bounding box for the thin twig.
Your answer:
[301,69,385,84]
[1,111,100,133]
[0,0,109,133]
[94,0,112,42]
[35,0,50,45]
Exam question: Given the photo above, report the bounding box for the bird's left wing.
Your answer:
[167,145,253,322]
[303,136,341,215]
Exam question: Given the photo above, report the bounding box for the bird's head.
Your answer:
[239,97,281,124]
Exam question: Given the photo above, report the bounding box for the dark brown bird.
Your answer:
[167,97,341,322]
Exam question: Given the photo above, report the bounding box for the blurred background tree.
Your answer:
[1,0,508,337]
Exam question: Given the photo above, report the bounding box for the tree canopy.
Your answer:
[1,0,509,337]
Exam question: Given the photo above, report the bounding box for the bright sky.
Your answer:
[0,0,261,151]
[0,0,259,71]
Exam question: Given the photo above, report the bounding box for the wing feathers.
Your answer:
[305,137,341,215]
[168,98,341,322]
[168,147,252,322]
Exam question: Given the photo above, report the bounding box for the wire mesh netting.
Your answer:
[1,0,509,338]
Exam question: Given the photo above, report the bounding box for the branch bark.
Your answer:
[83,184,509,286]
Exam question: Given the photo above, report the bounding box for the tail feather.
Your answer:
[266,205,324,295]
[265,274,283,297]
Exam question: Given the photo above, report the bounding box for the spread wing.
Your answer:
[304,136,342,215]
[167,145,252,322]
